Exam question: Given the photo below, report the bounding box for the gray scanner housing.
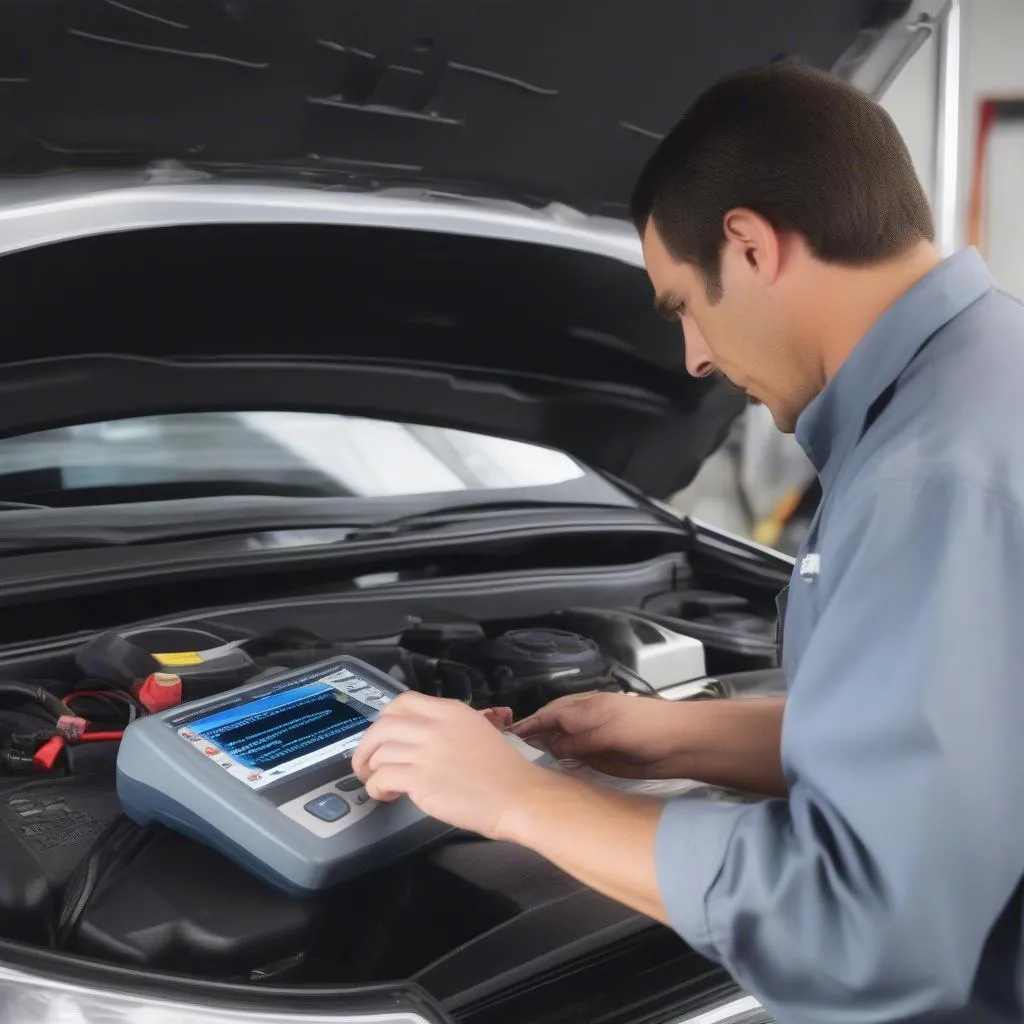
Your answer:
[116,655,549,896]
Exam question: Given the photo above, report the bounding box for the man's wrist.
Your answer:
[640,699,703,779]
[494,764,588,846]
[490,763,668,925]
[494,764,664,847]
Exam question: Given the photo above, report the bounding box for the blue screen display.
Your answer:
[179,680,374,790]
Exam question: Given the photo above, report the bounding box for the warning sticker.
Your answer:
[153,651,204,667]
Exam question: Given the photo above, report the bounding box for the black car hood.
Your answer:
[0,0,942,496]
[0,0,939,213]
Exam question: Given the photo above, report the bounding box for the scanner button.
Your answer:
[304,793,350,822]
[337,776,364,792]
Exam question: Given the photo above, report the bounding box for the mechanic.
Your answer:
[353,63,1024,1023]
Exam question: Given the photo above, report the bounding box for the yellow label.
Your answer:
[153,651,204,667]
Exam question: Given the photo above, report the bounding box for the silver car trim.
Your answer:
[674,994,769,1022]
[0,961,431,1023]
[0,178,645,267]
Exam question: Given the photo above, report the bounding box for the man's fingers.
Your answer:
[365,740,419,775]
[509,694,601,738]
[481,707,513,731]
[352,717,427,778]
[363,764,414,803]
[508,707,567,738]
[382,690,446,716]
[547,728,611,760]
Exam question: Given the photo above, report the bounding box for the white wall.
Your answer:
[880,30,939,207]
[877,2,1024,297]
[958,0,1024,298]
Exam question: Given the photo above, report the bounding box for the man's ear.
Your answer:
[721,208,782,284]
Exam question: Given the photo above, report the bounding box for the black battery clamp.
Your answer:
[76,627,258,700]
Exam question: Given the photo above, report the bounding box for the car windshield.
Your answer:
[0,412,588,508]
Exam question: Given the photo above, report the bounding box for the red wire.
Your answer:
[66,690,133,737]
[62,692,130,742]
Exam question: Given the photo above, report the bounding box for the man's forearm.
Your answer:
[666,697,787,796]
[497,769,669,923]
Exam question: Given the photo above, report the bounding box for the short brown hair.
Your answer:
[630,62,934,302]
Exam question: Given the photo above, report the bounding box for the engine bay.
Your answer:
[0,590,780,1010]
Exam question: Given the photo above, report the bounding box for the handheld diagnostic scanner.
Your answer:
[116,655,549,895]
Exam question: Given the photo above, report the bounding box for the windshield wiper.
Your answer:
[338,500,635,540]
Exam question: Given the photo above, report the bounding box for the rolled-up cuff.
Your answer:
[655,795,751,961]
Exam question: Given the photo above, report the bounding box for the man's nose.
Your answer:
[682,321,715,378]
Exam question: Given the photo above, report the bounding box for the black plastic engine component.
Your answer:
[0,775,123,944]
[72,826,322,978]
[443,628,618,715]
[400,621,486,655]
[76,627,258,699]
[63,739,121,777]
[410,837,658,1013]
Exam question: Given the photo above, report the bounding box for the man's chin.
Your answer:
[748,394,797,433]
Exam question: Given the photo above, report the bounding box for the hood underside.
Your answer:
[0,1,944,495]
[0,0,940,213]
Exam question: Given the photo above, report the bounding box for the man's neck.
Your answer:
[808,242,945,383]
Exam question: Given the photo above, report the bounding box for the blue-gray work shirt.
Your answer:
[656,248,1024,1023]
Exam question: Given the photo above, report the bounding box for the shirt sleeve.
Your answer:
[655,472,1024,1023]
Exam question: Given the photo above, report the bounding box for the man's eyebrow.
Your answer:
[654,292,684,321]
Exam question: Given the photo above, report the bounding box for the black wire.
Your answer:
[66,689,140,725]
[77,677,146,718]
[66,692,126,723]
[0,682,68,719]
[610,663,661,696]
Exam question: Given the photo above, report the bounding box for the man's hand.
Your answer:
[509,691,695,778]
[353,690,669,924]
[351,692,546,840]
[480,706,513,731]
[511,691,789,796]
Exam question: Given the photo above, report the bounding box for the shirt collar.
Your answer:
[795,247,994,479]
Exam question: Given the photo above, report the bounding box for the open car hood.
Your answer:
[0,0,946,496]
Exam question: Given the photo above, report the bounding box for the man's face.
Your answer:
[640,219,812,433]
